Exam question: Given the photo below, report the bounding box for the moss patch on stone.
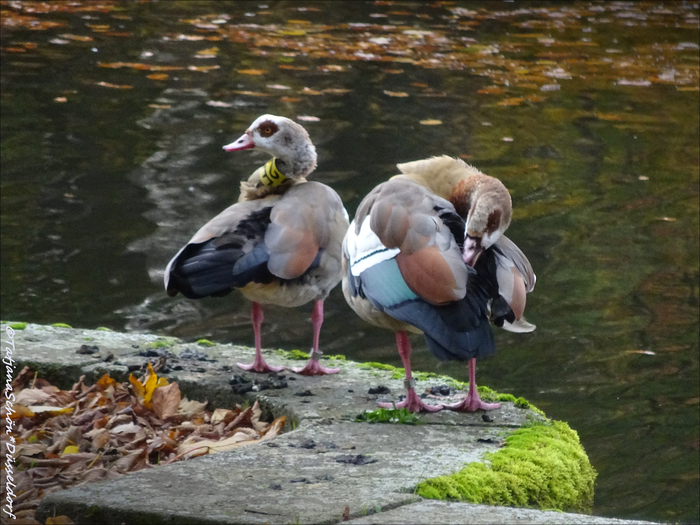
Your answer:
[416,420,597,513]
[145,339,175,349]
[358,361,397,371]
[8,322,27,330]
[50,323,72,328]
[196,339,216,347]
[96,327,112,332]
[275,349,309,360]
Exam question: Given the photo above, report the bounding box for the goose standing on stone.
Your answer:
[342,156,535,412]
[165,115,349,376]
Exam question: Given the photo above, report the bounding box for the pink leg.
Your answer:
[292,300,340,376]
[237,302,285,373]
[445,358,501,412]
[378,331,442,413]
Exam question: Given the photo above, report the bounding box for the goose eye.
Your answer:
[257,120,278,137]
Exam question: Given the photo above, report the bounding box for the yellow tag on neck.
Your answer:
[259,158,287,187]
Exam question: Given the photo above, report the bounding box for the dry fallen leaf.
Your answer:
[420,119,442,125]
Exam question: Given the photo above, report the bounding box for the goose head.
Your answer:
[223,114,318,179]
[449,174,512,266]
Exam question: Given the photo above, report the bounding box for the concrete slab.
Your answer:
[1,323,662,525]
[351,500,661,525]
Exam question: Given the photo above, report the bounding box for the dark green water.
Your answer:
[1,1,698,522]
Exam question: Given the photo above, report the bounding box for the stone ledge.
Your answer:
[0,322,660,525]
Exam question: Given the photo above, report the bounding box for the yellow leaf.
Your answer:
[279,30,306,36]
[28,405,74,416]
[129,373,145,401]
[62,445,80,456]
[97,374,117,390]
[420,119,442,125]
[286,20,311,24]
[237,69,267,75]
[147,73,168,80]
[142,363,158,408]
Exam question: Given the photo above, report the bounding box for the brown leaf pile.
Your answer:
[1,365,285,523]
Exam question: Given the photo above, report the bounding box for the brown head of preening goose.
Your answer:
[342,156,535,413]
[165,115,349,376]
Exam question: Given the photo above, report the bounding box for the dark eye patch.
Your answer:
[257,120,279,138]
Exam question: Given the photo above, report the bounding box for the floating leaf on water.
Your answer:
[383,90,409,97]
[638,175,649,181]
[323,88,351,94]
[280,96,301,102]
[478,86,508,95]
[206,100,232,107]
[59,34,93,42]
[279,29,306,36]
[50,38,70,45]
[279,65,308,70]
[233,90,271,97]
[188,65,220,72]
[301,87,323,95]
[95,81,133,89]
[267,83,291,90]
[502,137,514,142]
[54,97,67,102]
[319,64,344,72]
[147,73,168,80]
[498,97,524,106]
[286,19,312,24]
[617,79,652,86]
[419,119,442,125]
[195,46,219,57]
[384,69,404,74]
[237,69,267,75]
[177,34,206,41]
[297,115,320,121]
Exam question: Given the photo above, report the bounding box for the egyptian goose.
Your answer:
[165,115,349,376]
[342,156,535,412]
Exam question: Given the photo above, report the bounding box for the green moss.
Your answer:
[416,420,597,513]
[96,327,112,332]
[359,361,396,371]
[514,397,530,409]
[51,323,72,328]
[323,354,346,361]
[197,339,216,347]
[275,349,309,360]
[8,322,27,330]
[145,339,174,349]
[355,406,421,425]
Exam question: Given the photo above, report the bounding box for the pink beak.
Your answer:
[223,131,255,151]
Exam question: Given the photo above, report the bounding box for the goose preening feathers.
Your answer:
[342,156,535,412]
[165,115,349,376]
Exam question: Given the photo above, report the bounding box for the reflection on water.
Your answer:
[1,2,698,523]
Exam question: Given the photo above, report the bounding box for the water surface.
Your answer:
[1,1,698,522]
